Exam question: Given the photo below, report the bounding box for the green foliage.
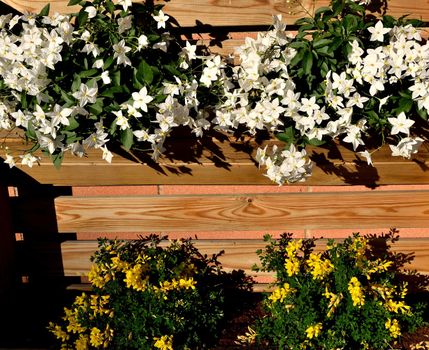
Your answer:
[49,235,251,349]
[248,230,427,349]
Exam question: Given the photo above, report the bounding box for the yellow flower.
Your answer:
[285,257,300,276]
[385,318,401,338]
[90,327,104,347]
[305,323,322,339]
[64,307,86,334]
[366,259,393,279]
[306,253,334,280]
[154,335,174,350]
[88,263,112,289]
[384,299,411,314]
[48,322,69,342]
[268,282,294,304]
[75,334,89,350]
[286,239,302,258]
[323,287,343,317]
[178,277,197,290]
[348,277,365,307]
[124,263,149,291]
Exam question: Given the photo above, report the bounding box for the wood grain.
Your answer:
[53,191,429,233]
[8,0,429,25]
[57,238,429,278]
[3,138,429,186]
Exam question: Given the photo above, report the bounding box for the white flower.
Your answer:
[389,137,424,159]
[117,0,132,11]
[358,150,373,166]
[73,83,98,107]
[84,6,97,19]
[132,87,153,112]
[117,15,132,34]
[152,10,169,29]
[92,59,104,69]
[101,146,113,163]
[137,35,149,51]
[388,112,414,135]
[101,71,111,84]
[112,110,130,130]
[368,21,391,42]
[4,154,15,168]
[20,153,39,168]
[112,40,131,66]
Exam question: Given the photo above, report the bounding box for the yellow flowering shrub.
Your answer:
[49,235,251,349]
[250,230,427,349]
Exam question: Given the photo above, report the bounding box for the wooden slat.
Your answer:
[3,138,429,186]
[7,0,429,25]
[53,191,429,233]
[57,239,429,277]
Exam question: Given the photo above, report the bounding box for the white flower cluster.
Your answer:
[0,3,215,167]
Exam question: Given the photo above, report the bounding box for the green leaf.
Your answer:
[77,10,89,27]
[417,107,428,121]
[61,89,75,104]
[312,38,333,49]
[101,86,124,98]
[71,75,82,92]
[78,69,98,78]
[112,70,121,86]
[39,3,50,16]
[289,41,308,50]
[52,153,64,169]
[302,51,313,75]
[276,126,296,145]
[289,50,304,68]
[20,93,28,109]
[65,116,79,131]
[306,137,326,147]
[314,6,331,16]
[120,128,134,150]
[26,121,37,140]
[103,56,114,70]
[67,0,81,6]
[88,99,104,115]
[137,59,154,85]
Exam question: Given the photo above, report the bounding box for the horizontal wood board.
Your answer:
[53,191,429,232]
[6,0,429,26]
[53,239,429,277]
[3,138,429,186]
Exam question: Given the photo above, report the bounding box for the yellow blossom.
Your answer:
[306,253,334,280]
[305,323,322,339]
[323,287,343,317]
[90,327,104,347]
[179,277,197,290]
[348,277,365,307]
[110,256,130,272]
[286,239,302,258]
[285,258,300,276]
[64,307,86,334]
[48,322,69,342]
[384,299,411,314]
[154,335,174,350]
[268,282,294,304]
[385,318,401,338]
[366,259,393,279]
[124,263,149,291]
[75,334,89,350]
[88,263,111,289]
[350,236,368,264]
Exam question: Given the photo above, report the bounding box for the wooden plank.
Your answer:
[8,0,429,25]
[0,182,15,299]
[58,238,429,277]
[53,191,429,232]
[3,138,429,186]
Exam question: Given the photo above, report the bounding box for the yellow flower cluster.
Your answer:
[385,318,401,338]
[366,259,393,279]
[305,323,322,339]
[153,335,174,350]
[124,263,150,291]
[323,287,343,318]
[306,253,334,280]
[371,284,411,314]
[284,239,302,277]
[349,236,368,265]
[268,282,294,304]
[158,277,197,293]
[49,293,114,349]
[348,277,365,307]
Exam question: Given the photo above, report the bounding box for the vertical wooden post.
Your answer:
[0,182,15,300]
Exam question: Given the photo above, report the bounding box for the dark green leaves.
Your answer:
[120,128,134,150]
[137,59,154,85]
[39,3,50,16]
[67,0,81,6]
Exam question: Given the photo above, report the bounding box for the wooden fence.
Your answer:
[1,0,429,345]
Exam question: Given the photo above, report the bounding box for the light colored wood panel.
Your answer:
[54,191,429,232]
[9,0,429,24]
[3,138,429,186]
[58,238,429,277]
